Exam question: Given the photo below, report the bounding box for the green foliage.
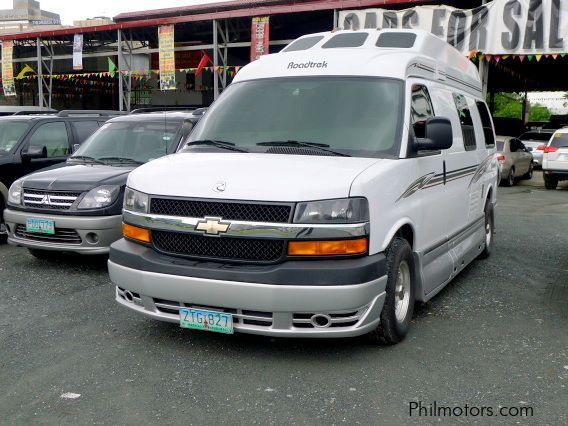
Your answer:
[490,92,551,121]
[529,103,551,121]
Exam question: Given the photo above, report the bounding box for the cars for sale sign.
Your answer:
[159,24,176,91]
[1,41,16,97]
[338,0,568,56]
[251,17,270,61]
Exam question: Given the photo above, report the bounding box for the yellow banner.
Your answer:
[159,25,176,91]
[2,41,16,97]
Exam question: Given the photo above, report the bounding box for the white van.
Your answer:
[108,29,498,344]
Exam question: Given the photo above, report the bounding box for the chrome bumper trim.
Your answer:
[123,210,369,240]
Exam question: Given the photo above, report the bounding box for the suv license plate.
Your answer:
[180,308,234,334]
[26,218,55,235]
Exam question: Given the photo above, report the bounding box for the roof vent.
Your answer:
[376,32,417,48]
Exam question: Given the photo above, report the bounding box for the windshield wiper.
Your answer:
[98,157,144,165]
[186,139,248,153]
[257,140,351,157]
[68,155,105,165]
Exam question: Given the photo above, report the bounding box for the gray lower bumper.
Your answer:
[4,209,122,254]
[109,260,387,338]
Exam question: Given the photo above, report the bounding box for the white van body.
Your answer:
[108,30,498,343]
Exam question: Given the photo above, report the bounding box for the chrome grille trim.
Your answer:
[123,210,369,240]
[23,189,81,210]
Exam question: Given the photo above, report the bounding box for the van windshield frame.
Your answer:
[184,77,405,159]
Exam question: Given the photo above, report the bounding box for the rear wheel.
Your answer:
[504,167,515,187]
[368,237,415,345]
[544,174,558,190]
[523,163,534,179]
[479,201,494,259]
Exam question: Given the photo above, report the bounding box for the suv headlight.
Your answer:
[77,185,120,210]
[293,198,369,224]
[123,187,149,213]
[7,180,23,206]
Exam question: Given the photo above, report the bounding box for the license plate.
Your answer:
[26,218,55,235]
[179,308,234,334]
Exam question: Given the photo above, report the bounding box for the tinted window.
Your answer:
[28,121,69,157]
[550,133,568,148]
[321,33,368,48]
[520,132,554,141]
[475,101,495,147]
[509,138,521,152]
[72,121,100,143]
[410,84,435,139]
[453,94,476,151]
[377,33,416,48]
[283,36,324,52]
[72,121,181,163]
[496,141,505,152]
[0,121,30,154]
[188,77,404,158]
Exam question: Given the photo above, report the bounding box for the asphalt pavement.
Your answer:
[0,172,567,425]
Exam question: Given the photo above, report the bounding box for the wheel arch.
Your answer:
[380,219,416,252]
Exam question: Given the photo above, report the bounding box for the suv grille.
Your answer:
[150,198,292,223]
[152,230,285,263]
[23,189,81,210]
[15,225,82,244]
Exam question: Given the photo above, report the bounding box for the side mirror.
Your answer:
[21,145,47,160]
[526,147,533,152]
[72,143,81,153]
[415,117,453,151]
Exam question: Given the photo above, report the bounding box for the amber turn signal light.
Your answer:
[288,238,368,256]
[123,223,152,243]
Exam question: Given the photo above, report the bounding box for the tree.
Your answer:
[492,92,523,119]
[529,103,551,121]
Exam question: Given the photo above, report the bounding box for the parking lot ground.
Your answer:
[0,177,567,424]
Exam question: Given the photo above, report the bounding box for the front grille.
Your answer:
[150,198,292,223]
[15,225,82,244]
[152,230,284,263]
[23,189,81,210]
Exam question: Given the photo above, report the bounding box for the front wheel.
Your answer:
[0,196,7,244]
[367,237,415,345]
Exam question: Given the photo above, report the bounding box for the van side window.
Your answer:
[452,94,476,151]
[410,84,435,139]
[475,101,495,147]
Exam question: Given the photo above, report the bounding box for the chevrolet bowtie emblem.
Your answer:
[195,217,230,236]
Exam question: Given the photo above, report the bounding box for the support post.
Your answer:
[36,37,53,109]
[213,19,219,100]
[333,9,338,28]
[118,29,133,112]
[479,58,489,99]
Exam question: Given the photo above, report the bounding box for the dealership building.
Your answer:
[0,0,566,115]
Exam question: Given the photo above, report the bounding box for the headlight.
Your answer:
[123,187,149,213]
[294,198,369,224]
[7,180,23,206]
[77,185,120,210]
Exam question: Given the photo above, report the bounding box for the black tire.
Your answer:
[0,196,7,245]
[504,167,515,187]
[543,174,558,190]
[367,237,415,345]
[523,163,534,180]
[479,201,494,259]
[28,249,61,260]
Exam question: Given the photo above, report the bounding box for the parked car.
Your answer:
[0,106,57,116]
[542,127,568,190]
[518,130,554,167]
[0,110,121,243]
[3,110,202,257]
[496,137,533,186]
[108,29,498,345]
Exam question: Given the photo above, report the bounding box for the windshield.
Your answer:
[0,121,30,154]
[72,120,181,164]
[519,132,553,141]
[186,77,404,158]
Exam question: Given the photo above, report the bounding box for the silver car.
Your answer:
[496,137,534,186]
[518,130,554,167]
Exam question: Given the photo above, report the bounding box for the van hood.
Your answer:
[22,164,134,192]
[127,153,382,202]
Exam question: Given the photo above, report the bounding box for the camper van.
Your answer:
[108,29,498,344]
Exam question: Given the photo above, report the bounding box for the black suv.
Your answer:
[0,111,122,242]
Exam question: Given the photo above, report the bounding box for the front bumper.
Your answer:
[108,240,387,338]
[3,209,122,254]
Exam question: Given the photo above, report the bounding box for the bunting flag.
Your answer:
[108,58,117,76]
[16,64,36,79]
[196,52,212,77]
